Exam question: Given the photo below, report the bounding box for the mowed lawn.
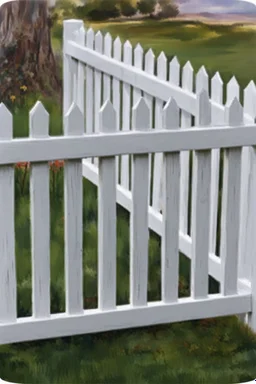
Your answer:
[85,19,256,92]
[1,18,256,384]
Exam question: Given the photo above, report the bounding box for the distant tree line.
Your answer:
[74,0,179,21]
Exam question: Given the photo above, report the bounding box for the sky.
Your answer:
[177,0,256,13]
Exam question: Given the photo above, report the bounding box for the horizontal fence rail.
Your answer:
[1,118,256,164]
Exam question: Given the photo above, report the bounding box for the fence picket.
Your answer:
[220,98,243,295]
[64,103,84,314]
[193,65,209,239]
[144,49,155,205]
[94,31,103,166]
[130,98,150,306]
[180,61,193,235]
[0,104,16,323]
[121,40,132,190]
[133,44,143,104]
[85,28,95,164]
[98,101,117,310]
[161,98,180,303]
[30,102,50,318]
[159,56,181,211]
[227,76,240,102]
[75,26,86,114]
[103,33,112,102]
[152,52,167,211]
[241,81,256,281]
[63,20,83,114]
[113,37,122,184]
[210,72,223,255]
[191,90,211,299]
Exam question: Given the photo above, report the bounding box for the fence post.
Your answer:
[63,19,84,116]
[247,143,256,331]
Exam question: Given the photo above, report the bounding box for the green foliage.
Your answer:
[136,0,157,15]
[75,0,120,21]
[157,0,179,19]
[120,0,137,17]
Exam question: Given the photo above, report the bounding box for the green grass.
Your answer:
[1,14,256,384]
[79,19,256,95]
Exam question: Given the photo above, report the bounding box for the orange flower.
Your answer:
[49,160,64,171]
[15,162,29,169]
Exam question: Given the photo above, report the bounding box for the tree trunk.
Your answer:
[0,0,60,101]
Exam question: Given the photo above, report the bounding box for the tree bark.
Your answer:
[0,0,60,100]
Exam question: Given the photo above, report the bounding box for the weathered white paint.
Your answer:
[98,101,117,310]
[210,71,223,255]
[103,33,112,103]
[121,40,132,190]
[93,31,103,167]
[161,98,180,303]
[0,104,16,324]
[64,103,84,315]
[85,28,94,142]
[220,98,243,296]
[180,61,192,236]
[113,36,122,184]
[29,102,50,319]
[152,52,167,211]
[130,98,150,307]
[144,48,155,205]
[3,124,256,164]
[191,90,211,299]
[0,294,251,345]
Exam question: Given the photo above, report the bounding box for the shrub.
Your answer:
[76,0,120,21]
[120,0,137,17]
[157,0,179,19]
[136,0,157,15]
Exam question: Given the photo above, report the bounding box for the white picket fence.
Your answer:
[0,18,256,347]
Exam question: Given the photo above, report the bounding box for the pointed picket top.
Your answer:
[157,52,167,78]
[157,51,167,65]
[181,61,193,90]
[0,103,12,140]
[104,32,112,57]
[64,103,84,136]
[134,43,143,68]
[124,39,132,50]
[211,71,223,86]
[99,100,116,133]
[196,89,211,126]
[132,97,150,131]
[196,65,209,95]
[211,71,223,103]
[244,80,256,119]
[75,25,86,45]
[113,36,121,60]
[245,80,256,94]
[145,48,155,73]
[86,28,95,48]
[29,101,49,138]
[95,30,103,52]
[227,76,240,103]
[183,60,193,73]
[163,98,179,129]
[225,97,243,126]
[123,40,132,62]
[169,56,180,86]
[135,43,143,55]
